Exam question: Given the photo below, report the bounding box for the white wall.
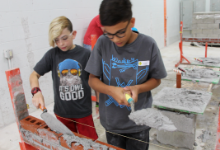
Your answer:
[0,0,102,128]
[167,0,180,45]
[132,0,165,48]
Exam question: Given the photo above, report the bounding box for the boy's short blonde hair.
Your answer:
[49,16,73,47]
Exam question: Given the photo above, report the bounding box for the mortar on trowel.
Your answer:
[39,105,74,136]
[125,94,177,132]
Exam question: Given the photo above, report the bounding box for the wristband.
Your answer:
[31,87,41,96]
[96,102,99,107]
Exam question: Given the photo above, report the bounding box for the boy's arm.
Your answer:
[89,74,130,106]
[30,71,45,109]
[124,78,161,103]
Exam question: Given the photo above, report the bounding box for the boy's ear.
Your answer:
[130,17,135,28]
[72,31,77,39]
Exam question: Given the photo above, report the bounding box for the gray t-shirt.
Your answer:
[85,34,167,133]
[34,45,92,118]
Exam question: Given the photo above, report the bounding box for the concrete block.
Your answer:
[202,29,213,34]
[157,130,195,150]
[213,29,220,34]
[192,34,196,37]
[196,34,208,37]
[161,110,196,133]
[208,34,219,38]
[192,19,197,24]
[193,14,197,19]
[192,29,203,34]
[157,110,196,150]
[196,19,203,24]
[203,18,215,24]
[191,24,197,29]
[215,20,220,24]
[197,24,208,29]
[207,23,220,29]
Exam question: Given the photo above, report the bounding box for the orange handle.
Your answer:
[39,104,47,112]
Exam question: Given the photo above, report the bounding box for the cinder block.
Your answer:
[192,18,197,24]
[207,24,220,29]
[202,29,213,34]
[161,110,196,133]
[203,18,215,24]
[191,24,197,29]
[215,20,220,24]
[37,124,63,145]
[157,110,196,150]
[196,34,208,37]
[208,34,218,38]
[157,130,195,150]
[192,29,203,34]
[193,14,197,19]
[20,116,46,135]
[197,24,208,29]
[192,34,196,37]
[213,29,220,34]
[196,19,203,24]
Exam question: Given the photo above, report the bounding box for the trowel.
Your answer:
[40,105,74,136]
[125,94,177,131]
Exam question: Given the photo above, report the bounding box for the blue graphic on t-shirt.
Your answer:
[102,55,149,110]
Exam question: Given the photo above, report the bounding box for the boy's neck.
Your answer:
[69,44,76,50]
[126,32,138,45]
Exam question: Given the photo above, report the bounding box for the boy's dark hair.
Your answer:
[99,0,132,26]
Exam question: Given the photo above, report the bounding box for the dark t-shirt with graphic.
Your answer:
[85,34,167,133]
[34,45,91,118]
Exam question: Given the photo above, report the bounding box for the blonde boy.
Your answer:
[30,16,98,139]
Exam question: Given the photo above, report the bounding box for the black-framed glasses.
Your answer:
[103,21,130,39]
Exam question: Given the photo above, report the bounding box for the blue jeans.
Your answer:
[83,44,92,51]
[106,128,150,150]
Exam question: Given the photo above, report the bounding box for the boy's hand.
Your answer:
[32,92,45,109]
[124,85,139,103]
[110,87,131,106]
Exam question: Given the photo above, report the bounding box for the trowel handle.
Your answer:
[125,94,134,104]
[39,104,47,113]
[178,67,185,72]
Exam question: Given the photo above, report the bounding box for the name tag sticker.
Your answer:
[138,61,150,66]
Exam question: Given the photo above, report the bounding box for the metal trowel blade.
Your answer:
[41,112,74,136]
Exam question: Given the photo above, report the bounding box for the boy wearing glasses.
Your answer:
[85,0,167,149]
[29,16,98,140]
